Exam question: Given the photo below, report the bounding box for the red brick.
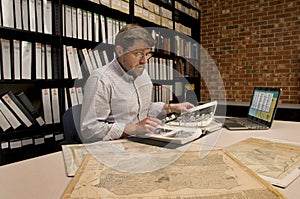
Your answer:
[199,0,299,103]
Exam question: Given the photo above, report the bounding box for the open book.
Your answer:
[138,101,219,145]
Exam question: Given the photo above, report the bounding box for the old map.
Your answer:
[62,149,285,198]
[62,140,189,176]
[224,137,300,188]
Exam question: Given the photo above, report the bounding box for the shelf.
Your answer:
[0,27,59,45]
[0,0,201,165]
[0,124,62,141]
[62,0,131,22]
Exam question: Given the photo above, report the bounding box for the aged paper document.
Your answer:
[62,149,285,199]
[224,137,300,188]
[61,140,185,176]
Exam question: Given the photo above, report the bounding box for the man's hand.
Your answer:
[164,102,195,114]
[122,117,163,137]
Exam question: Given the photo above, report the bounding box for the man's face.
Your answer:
[117,40,152,78]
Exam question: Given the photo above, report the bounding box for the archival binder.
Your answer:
[0,99,21,129]
[1,0,14,28]
[0,141,9,164]
[21,41,32,79]
[41,43,46,79]
[66,46,78,79]
[21,137,34,160]
[73,48,83,79]
[13,40,21,80]
[87,11,92,41]
[14,0,22,29]
[44,133,55,153]
[35,42,42,79]
[64,87,69,110]
[52,47,61,79]
[16,91,45,126]
[1,39,12,80]
[100,15,106,42]
[93,49,103,68]
[77,8,83,39]
[21,0,29,30]
[45,44,52,79]
[65,5,72,37]
[41,88,53,124]
[68,87,79,106]
[80,48,94,74]
[28,0,36,31]
[36,0,43,33]
[71,7,77,38]
[43,0,52,34]
[82,10,88,40]
[94,13,100,42]
[88,49,98,70]
[101,50,109,65]
[51,88,60,123]
[107,17,113,44]
[0,4,1,27]
[76,87,83,104]
[9,139,23,162]
[63,45,69,79]
[33,134,46,156]
[3,91,36,127]
[0,109,11,132]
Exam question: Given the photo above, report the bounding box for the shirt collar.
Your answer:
[112,58,135,82]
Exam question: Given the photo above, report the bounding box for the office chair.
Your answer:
[62,104,82,144]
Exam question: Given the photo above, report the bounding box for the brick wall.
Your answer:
[199,0,300,104]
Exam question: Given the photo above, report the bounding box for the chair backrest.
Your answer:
[62,104,82,144]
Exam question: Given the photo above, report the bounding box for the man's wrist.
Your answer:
[167,103,172,113]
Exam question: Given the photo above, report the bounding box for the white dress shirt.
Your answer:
[80,58,164,142]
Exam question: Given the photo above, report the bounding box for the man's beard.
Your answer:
[128,65,145,78]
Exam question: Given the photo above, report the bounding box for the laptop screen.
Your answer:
[248,87,281,126]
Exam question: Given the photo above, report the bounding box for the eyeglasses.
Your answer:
[131,51,153,60]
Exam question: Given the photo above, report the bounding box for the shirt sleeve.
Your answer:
[148,102,165,117]
[80,75,125,142]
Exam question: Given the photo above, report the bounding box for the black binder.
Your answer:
[16,91,45,126]
[4,91,36,127]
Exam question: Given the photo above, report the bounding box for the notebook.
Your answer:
[221,87,281,130]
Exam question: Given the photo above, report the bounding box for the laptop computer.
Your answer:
[221,87,281,130]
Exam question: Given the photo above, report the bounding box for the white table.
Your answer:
[0,120,299,199]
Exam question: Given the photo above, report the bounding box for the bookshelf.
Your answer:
[0,0,200,165]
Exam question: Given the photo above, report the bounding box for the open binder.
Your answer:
[137,101,218,145]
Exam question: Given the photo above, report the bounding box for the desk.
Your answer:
[0,120,299,199]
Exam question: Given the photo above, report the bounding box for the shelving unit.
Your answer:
[0,0,200,165]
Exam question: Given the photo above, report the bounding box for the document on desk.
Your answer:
[224,137,300,188]
[62,149,285,199]
[61,140,173,177]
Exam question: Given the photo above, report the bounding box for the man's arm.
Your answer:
[80,76,125,142]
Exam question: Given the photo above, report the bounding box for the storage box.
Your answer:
[153,4,160,14]
[120,0,129,14]
[160,7,172,20]
[134,5,143,18]
[148,12,160,25]
[110,0,121,10]
[135,0,143,7]
[161,17,173,29]
[100,0,110,7]
[142,9,149,20]
[147,2,154,12]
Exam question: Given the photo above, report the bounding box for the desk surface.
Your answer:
[0,120,299,199]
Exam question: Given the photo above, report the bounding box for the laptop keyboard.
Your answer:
[234,118,269,129]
